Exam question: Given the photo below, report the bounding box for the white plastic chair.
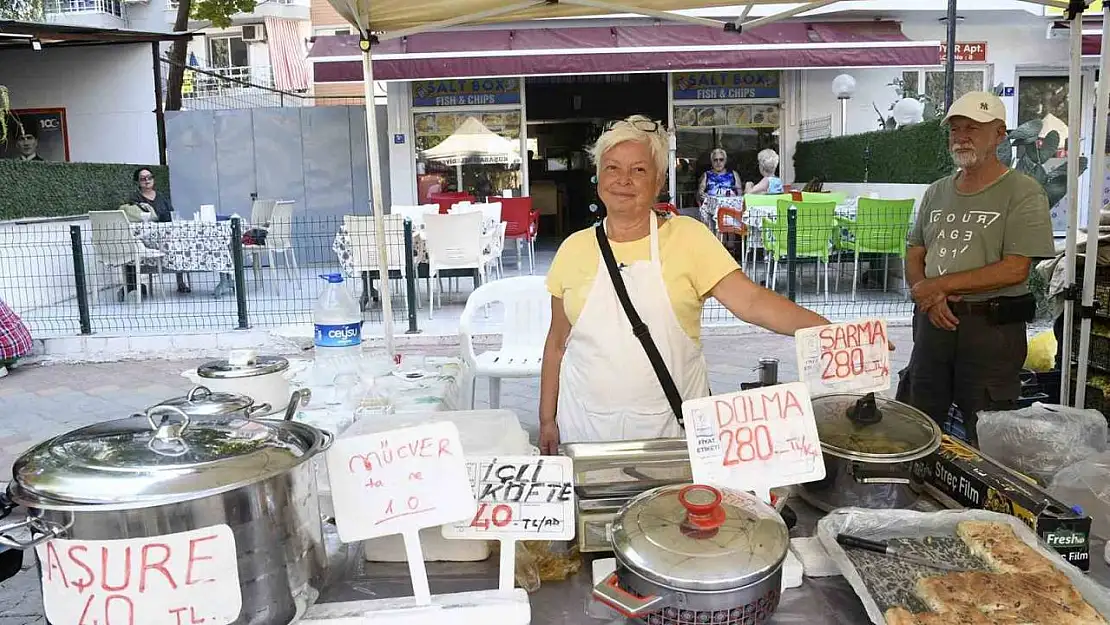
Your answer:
[423,211,490,319]
[489,221,508,280]
[88,210,165,304]
[244,200,299,291]
[459,275,551,409]
[392,204,437,229]
[343,214,416,308]
[249,198,278,227]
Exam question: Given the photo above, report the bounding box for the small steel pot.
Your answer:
[154,385,273,420]
[0,405,333,625]
[799,392,942,512]
[593,484,788,624]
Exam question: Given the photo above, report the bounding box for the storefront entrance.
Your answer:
[524,74,669,236]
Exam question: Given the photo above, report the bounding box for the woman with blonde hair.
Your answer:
[745,148,785,195]
[538,115,829,452]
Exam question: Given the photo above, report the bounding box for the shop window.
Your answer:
[673,104,780,212]
[901,69,987,118]
[414,111,523,202]
[1016,76,1069,126]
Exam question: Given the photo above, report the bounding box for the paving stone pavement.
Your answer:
[0,326,913,622]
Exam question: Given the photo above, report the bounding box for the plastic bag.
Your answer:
[977,403,1107,485]
[1050,452,1110,541]
[495,540,582,593]
[1024,330,1058,372]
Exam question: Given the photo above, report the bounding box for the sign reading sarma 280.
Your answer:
[412,78,521,107]
[672,71,780,101]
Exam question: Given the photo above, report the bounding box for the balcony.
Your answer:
[44,0,127,28]
[180,65,293,109]
[165,0,308,24]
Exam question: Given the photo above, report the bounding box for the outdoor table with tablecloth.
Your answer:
[132,221,235,272]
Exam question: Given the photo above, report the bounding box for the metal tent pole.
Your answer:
[1076,4,1110,407]
[944,0,958,111]
[1061,2,1085,404]
[362,38,396,358]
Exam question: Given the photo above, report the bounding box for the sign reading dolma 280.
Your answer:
[412,78,522,107]
[672,71,781,101]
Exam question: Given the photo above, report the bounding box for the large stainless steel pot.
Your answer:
[592,484,788,624]
[799,392,942,512]
[0,405,332,625]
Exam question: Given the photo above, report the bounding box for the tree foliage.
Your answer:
[193,0,256,28]
[0,0,43,21]
[164,0,257,111]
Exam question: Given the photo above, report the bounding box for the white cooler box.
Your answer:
[321,409,533,562]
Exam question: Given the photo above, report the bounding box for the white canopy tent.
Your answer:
[422,116,523,187]
[325,0,1098,405]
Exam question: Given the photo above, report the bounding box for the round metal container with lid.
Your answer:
[198,354,290,379]
[801,392,943,511]
[594,484,789,622]
[152,385,272,420]
[9,405,330,511]
[191,354,293,417]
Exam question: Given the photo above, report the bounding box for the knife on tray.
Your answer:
[836,533,964,572]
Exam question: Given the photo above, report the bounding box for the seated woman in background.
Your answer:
[121,168,190,295]
[744,149,785,195]
[0,297,32,379]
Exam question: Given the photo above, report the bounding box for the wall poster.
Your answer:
[2,108,69,162]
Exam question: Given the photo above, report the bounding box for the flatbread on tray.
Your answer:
[956,520,1058,575]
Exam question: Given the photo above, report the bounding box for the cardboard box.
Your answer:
[912,435,1093,571]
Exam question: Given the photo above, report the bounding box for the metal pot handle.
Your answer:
[849,461,913,485]
[146,405,192,457]
[246,403,273,418]
[0,514,74,550]
[592,572,669,617]
[186,385,213,402]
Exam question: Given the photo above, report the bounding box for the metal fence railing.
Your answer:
[166,59,367,111]
[702,198,916,323]
[2,214,426,338]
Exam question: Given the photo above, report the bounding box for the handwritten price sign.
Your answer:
[443,456,575,541]
[36,525,241,625]
[683,382,825,494]
[326,421,477,543]
[795,318,891,395]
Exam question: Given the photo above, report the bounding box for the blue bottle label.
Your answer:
[314,322,362,347]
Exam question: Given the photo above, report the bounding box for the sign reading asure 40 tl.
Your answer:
[412,78,522,107]
[672,71,781,101]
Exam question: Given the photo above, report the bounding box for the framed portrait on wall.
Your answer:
[2,108,69,162]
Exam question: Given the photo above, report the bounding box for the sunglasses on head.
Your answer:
[604,118,665,133]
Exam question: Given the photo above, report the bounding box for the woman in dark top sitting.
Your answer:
[122,168,190,298]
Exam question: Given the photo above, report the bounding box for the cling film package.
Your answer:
[911,435,1093,570]
[314,322,363,348]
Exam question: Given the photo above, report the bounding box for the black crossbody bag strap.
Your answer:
[594,224,685,428]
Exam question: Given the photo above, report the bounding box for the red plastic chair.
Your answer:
[716,206,748,262]
[502,197,539,274]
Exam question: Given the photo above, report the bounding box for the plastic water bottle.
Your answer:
[314,273,362,386]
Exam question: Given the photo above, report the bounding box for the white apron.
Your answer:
[557,216,711,443]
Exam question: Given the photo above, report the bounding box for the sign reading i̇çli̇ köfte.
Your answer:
[683,381,825,493]
[36,525,242,625]
[325,421,477,543]
[442,456,576,541]
[794,318,891,395]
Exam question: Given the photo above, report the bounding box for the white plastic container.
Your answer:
[321,409,532,562]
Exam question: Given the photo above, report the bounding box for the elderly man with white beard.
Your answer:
[895,92,1055,446]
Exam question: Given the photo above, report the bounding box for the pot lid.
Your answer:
[11,405,329,509]
[153,386,258,417]
[197,354,289,379]
[812,393,941,462]
[609,484,788,592]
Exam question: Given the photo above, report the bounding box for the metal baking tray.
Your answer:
[561,438,692,499]
[816,508,1110,624]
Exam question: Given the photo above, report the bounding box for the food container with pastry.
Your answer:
[912,434,1094,569]
[817,508,1110,625]
[799,392,942,512]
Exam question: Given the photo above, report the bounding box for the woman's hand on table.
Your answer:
[539,421,560,455]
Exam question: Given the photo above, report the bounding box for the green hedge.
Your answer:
[0,161,169,221]
[793,119,953,184]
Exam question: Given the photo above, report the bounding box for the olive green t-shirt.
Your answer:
[908,170,1055,302]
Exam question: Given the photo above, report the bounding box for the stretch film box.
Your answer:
[911,435,1093,571]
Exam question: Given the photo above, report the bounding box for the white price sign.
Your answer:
[443,456,575,541]
[326,421,477,543]
[37,525,242,625]
[683,382,825,494]
[795,319,891,395]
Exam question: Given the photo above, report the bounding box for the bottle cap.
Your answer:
[318,273,344,284]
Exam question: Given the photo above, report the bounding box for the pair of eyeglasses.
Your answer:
[139,176,154,181]
[712,158,726,162]
[604,118,665,133]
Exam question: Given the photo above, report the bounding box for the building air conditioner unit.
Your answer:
[242,24,266,42]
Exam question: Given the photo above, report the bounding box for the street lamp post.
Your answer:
[832,74,857,136]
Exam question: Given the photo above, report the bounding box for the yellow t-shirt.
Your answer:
[545,216,740,345]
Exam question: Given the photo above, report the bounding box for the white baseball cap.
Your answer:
[943,91,1007,124]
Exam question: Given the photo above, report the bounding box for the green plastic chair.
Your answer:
[801,191,847,205]
[762,199,838,298]
[835,197,916,299]
[742,193,793,207]
[741,194,791,269]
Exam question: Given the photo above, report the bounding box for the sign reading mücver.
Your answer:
[36,525,242,625]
